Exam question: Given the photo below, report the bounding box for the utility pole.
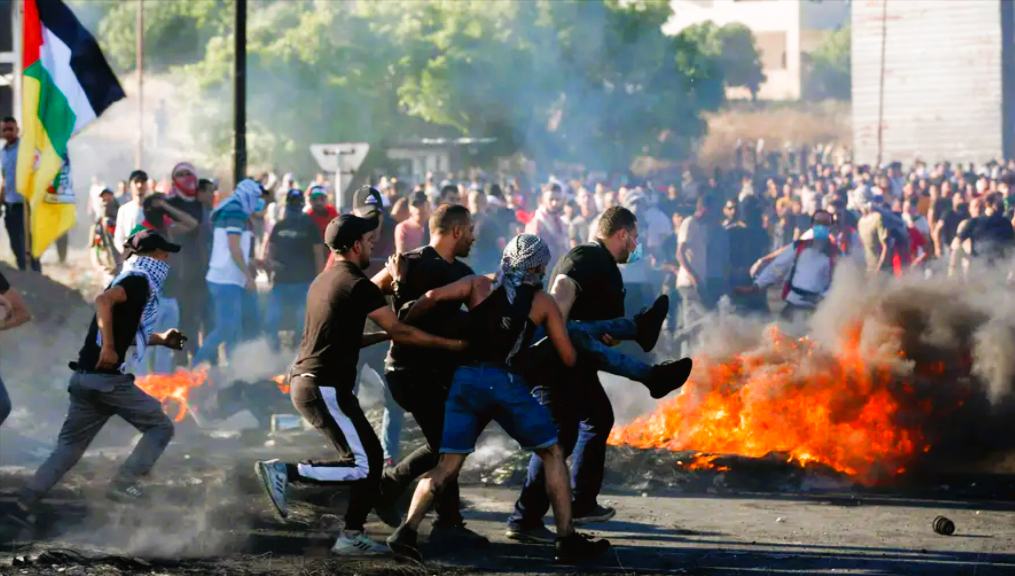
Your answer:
[233,0,246,186]
[876,0,888,167]
[135,0,143,168]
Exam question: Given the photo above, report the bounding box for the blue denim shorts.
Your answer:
[440,364,558,454]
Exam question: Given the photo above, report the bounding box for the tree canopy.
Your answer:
[79,0,737,176]
[804,25,850,101]
[675,21,766,101]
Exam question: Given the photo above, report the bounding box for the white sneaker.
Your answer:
[254,459,289,520]
[331,530,389,556]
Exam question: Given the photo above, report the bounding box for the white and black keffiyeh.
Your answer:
[98,255,169,373]
[493,233,551,303]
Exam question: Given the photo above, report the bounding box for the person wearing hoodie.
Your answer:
[192,179,263,367]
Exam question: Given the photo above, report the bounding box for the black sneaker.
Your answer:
[573,503,616,525]
[505,525,556,544]
[555,532,610,562]
[107,482,146,502]
[634,295,670,352]
[372,498,402,529]
[386,524,423,562]
[0,501,36,541]
[430,521,490,548]
[646,358,693,399]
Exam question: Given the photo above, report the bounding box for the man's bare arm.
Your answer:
[369,306,466,351]
[362,332,392,348]
[534,291,576,367]
[403,275,475,325]
[549,274,578,323]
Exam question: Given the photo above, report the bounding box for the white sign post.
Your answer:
[310,143,369,212]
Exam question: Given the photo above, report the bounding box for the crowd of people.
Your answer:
[3,131,1015,563]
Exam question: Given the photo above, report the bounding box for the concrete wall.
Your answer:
[852,0,1010,166]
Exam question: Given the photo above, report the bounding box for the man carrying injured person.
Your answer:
[385,234,611,563]
[252,214,467,557]
[1,231,187,539]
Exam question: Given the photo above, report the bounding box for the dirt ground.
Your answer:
[1,430,1014,576]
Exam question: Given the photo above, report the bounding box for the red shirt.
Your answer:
[304,205,338,237]
[893,226,927,275]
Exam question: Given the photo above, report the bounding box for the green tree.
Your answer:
[805,25,850,101]
[677,21,766,100]
[84,0,726,175]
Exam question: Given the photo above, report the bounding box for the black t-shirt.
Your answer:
[553,242,625,322]
[387,245,474,370]
[268,212,321,284]
[165,197,208,298]
[941,208,968,247]
[0,270,9,295]
[76,275,150,374]
[294,261,388,388]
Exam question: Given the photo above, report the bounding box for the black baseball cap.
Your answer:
[353,185,383,219]
[325,214,379,253]
[410,190,428,207]
[129,169,149,184]
[285,188,304,204]
[123,229,181,259]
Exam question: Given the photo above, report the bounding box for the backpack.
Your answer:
[781,239,838,302]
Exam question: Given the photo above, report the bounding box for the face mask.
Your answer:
[627,241,644,264]
[811,224,831,241]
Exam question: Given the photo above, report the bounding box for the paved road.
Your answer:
[3,484,1014,575]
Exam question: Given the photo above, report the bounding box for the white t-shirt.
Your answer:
[676,217,707,288]
[206,207,253,286]
[114,200,143,251]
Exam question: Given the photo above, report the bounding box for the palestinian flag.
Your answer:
[17,0,125,258]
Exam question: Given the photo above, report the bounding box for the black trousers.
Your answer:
[381,365,462,526]
[288,376,383,532]
[3,202,40,272]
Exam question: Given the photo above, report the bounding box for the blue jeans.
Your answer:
[507,366,614,528]
[441,364,558,454]
[528,318,652,382]
[193,282,246,366]
[136,297,180,376]
[263,283,310,352]
[0,372,11,427]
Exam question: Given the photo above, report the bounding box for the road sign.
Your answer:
[309,143,370,174]
[309,143,370,211]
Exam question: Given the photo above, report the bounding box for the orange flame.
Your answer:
[135,369,208,422]
[678,453,731,472]
[272,374,289,395]
[609,324,938,484]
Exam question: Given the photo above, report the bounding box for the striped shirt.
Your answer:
[205,204,253,286]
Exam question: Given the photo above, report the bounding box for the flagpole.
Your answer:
[135,0,143,168]
[13,0,30,269]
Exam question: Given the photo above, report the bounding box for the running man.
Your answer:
[253,214,468,556]
[385,234,610,563]
[1,231,186,538]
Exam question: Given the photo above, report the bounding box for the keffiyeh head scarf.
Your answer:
[493,233,551,304]
[98,256,170,373]
[213,178,263,218]
[168,162,198,200]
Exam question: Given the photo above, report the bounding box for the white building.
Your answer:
[664,0,850,100]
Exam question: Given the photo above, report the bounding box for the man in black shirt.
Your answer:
[262,189,325,351]
[166,163,210,368]
[507,207,685,541]
[0,268,32,428]
[3,231,186,534]
[254,214,466,557]
[367,204,488,546]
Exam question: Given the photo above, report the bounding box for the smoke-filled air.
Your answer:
[2,0,1014,575]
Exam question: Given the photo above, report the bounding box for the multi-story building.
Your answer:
[664,0,850,100]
